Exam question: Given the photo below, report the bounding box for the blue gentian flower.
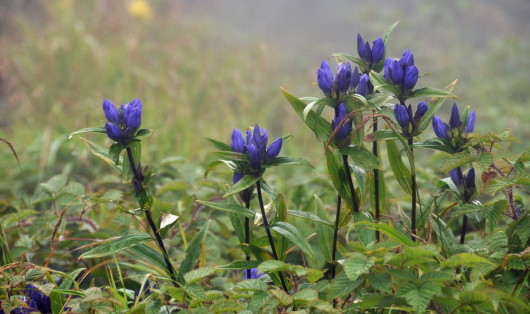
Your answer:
[243,268,264,280]
[246,124,282,174]
[394,101,428,137]
[331,103,352,149]
[26,284,52,314]
[357,34,385,67]
[102,98,143,144]
[317,60,352,100]
[355,74,369,96]
[384,49,419,100]
[450,167,476,202]
[432,103,476,151]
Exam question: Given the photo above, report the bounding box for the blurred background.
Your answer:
[1,0,529,191]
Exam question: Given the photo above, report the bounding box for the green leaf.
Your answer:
[397,281,441,313]
[223,175,259,198]
[79,233,152,259]
[127,243,167,272]
[287,209,333,227]
[368,273,392,293]
[271,222,316,263]
[108,142,125,165]
[370,130,399,141]
[293,289,319,303]
[417,80,458,133]
[205,137,232,151]
[381,21,400,45]
[386,140,412,194]
[270,289,293,306]
[40,174,67,194]
[234,279,268,292]
[409,87,458,99]
[257,260,291,273]
[329,272,364,299]
[209,300,243,313]
[177,220,210,284]
[184,266,216,284]
[325,147,354,209]
[340,145,381,170]
[135,128,152,137]
[218,260,262,270]
[203,160,235,180]
[343,252,374,281]
[197,200,256,219]
[265,156,313,168]
[439,151,475,173]
[440,253,495,268]
[312,195,334,263]
[68,127,106,139]
[354,221,418,247]
[413,139,454,154]
[281,88,332,142]
[353,211,375,246]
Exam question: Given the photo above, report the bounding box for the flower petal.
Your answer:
[465,110,476,133]
[102,99,120,125]
[230,128,246,153]
[105,123,122,142]
[449,103,461,130]
[317,60,333,96]
[267,137,283,161]
[450,167,463,188]
[394,104,410,129]
[432,116,448,139]
[371,38,385,64]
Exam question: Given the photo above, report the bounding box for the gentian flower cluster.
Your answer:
[432,103,476,152]
[1,284,53,314]
[103,98,142,144]
[450,167,476,203]
[384,49,419,101]
[331,103,352,148]
[357,34,385,71]
[317,61,352,100]
[242,268,264,280]
[230,124,282,178]
[394,101,428,138]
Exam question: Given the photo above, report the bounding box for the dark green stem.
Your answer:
[407,138,417,241]
[256,180,288,292]
[460,214,468,244]
[244,200,251,280]
[331,194,342,279]
[126,147,180,287]
[372,114,380,241]
[342,154,359,212]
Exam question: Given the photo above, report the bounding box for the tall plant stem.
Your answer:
[256,180,288,292]
[244,200,252,280]
[331,194,342,279]
[342,154,360,213]
[372,114,381,241]
[126,146,180,287]
[407,138,418,241]
[460,214,468,244]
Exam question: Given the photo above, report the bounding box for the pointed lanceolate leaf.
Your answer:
[386,140,412,194]
[197,200,256,219]
[178,220,211,284]
[325,147,354,209]
[79,233,152,259]
[271,222,316,263]
[223,175,260,198]
[409,87,458,99]
[205,137,233,151]
[340,145,381,170]
[287,209,333,227]
[312,195,334,262]
[264,157,314,168]
[68,127,107,139]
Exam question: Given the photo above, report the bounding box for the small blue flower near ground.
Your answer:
[450,167,476,203]
[394,101,428,137]
[432,103,476,151]
[243,268,264,280]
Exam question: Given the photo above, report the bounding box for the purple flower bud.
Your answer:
[389,60,404,86]
[371,38,385,64]
[252,124,268,162]
[356,74,369,96]
[349,66,360,90]
[122,98,142,132]
[403,65,419,92]
[267,137,282,161]
[248,144,260,171]
[413,101,428,124]
[243,268,264,280]
[400,49,414,68]
[233,172,243,184]
[432,116,448,139]
[335,62,352,95]
[230,128,246,153]
[105,123,122,142]
[465,168,475,192]
[317,60,333,96]
[102,99,120,125]
[357,33,371,63]
[449,103,461,130]
[465,110,476,133]
[394,104,410,129]
[383,57,393,80]
[450,167,464,187]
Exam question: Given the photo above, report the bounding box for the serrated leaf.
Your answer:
[223,175,260,198]
[368,272,392,293]
[79,233,152,259]
[218,260,262,270]
[271,222,316,263]
[210,300,243,313]
[343,253,373,281]
[40,174,67,194]
[257,260,291,273]
[270,289,293,306]
[234,279,268,292]
[397,281,441,313]
[184,267,216,284]
[293,288,318,303]
[440,253,495,268]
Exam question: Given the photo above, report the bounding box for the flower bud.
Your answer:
[231,128,246,153]
[403,65,419,92]
[105,123,122,142]
[317,60,333,96]
[102,99,121,125]
[267,137,283,161]
[371,38,385,64]
[432,116,448,139]
[356,74,369,96]
[394,104,410,129]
